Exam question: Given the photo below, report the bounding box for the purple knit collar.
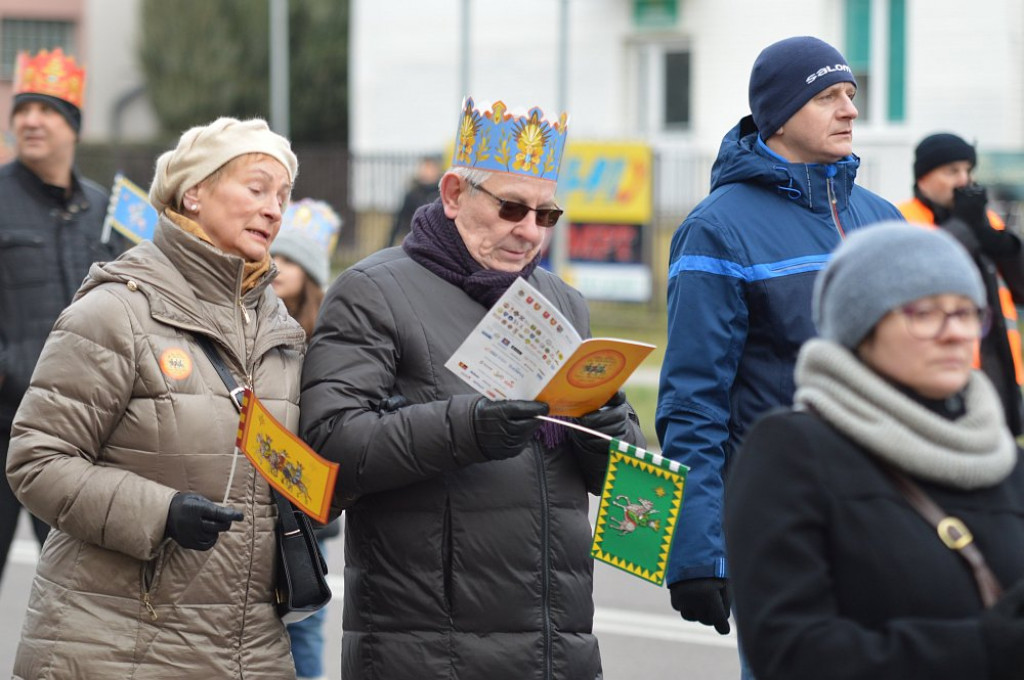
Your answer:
[402,199,540,308]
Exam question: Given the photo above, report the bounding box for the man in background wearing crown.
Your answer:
[300,96,643,679]
[0,48,121,587]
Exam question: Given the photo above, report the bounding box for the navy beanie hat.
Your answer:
[12,93,81,134]
[914,133,976,180]
[749,36,857,139]
[814,221,985,349]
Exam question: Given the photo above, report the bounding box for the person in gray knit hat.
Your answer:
[6,117,309,677]
[725,219,1024,680]
[814,221,986,349]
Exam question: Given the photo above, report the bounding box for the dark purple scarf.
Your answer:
[403,200,568,447]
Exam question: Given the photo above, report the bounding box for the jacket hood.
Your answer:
[710,115,862,212]
[77,216,294,338]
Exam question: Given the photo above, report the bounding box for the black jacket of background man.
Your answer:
[0,160,120,430]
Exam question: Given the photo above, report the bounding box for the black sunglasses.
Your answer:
[467,181,563,228]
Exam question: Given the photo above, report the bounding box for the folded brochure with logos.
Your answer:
[445,277,655,417]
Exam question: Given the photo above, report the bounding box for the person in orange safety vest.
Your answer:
[899,132,1024,434]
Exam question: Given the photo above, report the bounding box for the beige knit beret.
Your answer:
[148,117,298,213]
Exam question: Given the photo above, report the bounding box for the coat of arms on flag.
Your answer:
[591,438,687,586]
[102,173,159,244]
[235,389,338,524]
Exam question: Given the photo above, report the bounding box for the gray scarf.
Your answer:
[794,338,1017,489]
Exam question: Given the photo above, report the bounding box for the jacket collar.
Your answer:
[711,116,862,214]
[12,158,91,213]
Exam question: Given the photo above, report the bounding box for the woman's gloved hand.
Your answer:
[571,391,633,456]
[472,398,549,460]
[164,492,244,551]
[981,579,1024,680]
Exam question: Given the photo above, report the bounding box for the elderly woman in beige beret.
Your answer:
[6,117,306,679]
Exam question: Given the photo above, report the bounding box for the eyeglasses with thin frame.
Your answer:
[467,181,563,228]
[898,303,992,340]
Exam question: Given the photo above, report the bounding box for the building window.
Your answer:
[663,50,690,128]
[1,19,76,80]
[845,0,872,122]
[844,0,905,123]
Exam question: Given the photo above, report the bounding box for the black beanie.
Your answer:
[913,133,975,180]
[749,36,857,139]
[12,92,81,134]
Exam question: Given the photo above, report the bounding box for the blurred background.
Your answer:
[2,0,1024,449]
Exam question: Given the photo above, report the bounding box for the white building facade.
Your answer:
[351,0,1024,215]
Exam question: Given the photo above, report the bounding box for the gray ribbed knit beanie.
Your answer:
[814,221,986,348]
[749,36,857,139]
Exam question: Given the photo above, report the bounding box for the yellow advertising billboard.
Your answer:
[559,141,653,224]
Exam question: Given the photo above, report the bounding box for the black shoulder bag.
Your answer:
[193,334,332,623]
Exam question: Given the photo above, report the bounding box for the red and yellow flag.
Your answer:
[235,389,338,523]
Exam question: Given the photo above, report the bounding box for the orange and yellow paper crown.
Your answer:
[13,48,86,109]
[452,97,569,182]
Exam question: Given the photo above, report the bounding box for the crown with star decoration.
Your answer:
[13,47,86,109]
[451,96,569,182]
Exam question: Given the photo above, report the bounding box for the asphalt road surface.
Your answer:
[0,505,740,679]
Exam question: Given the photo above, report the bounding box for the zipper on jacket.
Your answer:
[239,298,251,325]
[142,592,158,621]
[826,171,847,239]
[534,444,553,680]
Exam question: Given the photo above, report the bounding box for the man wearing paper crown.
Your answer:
[0,47,121,588]
[301,97,644,679]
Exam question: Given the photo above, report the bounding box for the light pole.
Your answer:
[269,0,290,136]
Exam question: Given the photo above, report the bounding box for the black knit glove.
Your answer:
[952,184,989,228]
[670,578,732,635]
[472,398,549,460]
[950,185,1020,258]
[571,391,633,456]
[164,493,243,551]
[981,579,1024,680]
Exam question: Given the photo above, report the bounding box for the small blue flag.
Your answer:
[102,173,159,244]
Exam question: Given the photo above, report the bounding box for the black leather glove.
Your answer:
[949,185,1020,258]
[571,391,633,456]
[472,398,549,460]
[981,579,1024,680]
[670,577,731,635]
[164,492,243,551]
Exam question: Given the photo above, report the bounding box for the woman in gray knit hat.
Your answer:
[724,221,1024,680]
[7,117,307,678]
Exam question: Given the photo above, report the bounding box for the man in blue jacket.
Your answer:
[656,35,903,665]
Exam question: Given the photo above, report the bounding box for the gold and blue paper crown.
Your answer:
[281,199,342,253]
[452,97,569,182]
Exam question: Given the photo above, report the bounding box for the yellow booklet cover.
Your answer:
[235,388,339,523]
[535,338,654,416]
[445,278,655,417]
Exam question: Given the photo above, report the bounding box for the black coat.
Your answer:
[0,161,119,429]
[724,409,1024,680]
[300,247,645,680]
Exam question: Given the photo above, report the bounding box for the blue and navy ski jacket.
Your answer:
[656,116,903,584]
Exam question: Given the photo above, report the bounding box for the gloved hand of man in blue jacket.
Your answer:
[670,577,731,635]
[571,391,632,456]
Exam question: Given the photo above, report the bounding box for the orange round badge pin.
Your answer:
[159,347,193,380]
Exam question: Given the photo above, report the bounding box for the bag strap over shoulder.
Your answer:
[879,461,1004,608]
[191,332,291,510]
[193,335,246,413]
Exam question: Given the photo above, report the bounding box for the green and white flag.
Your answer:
[591,438,687,586]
